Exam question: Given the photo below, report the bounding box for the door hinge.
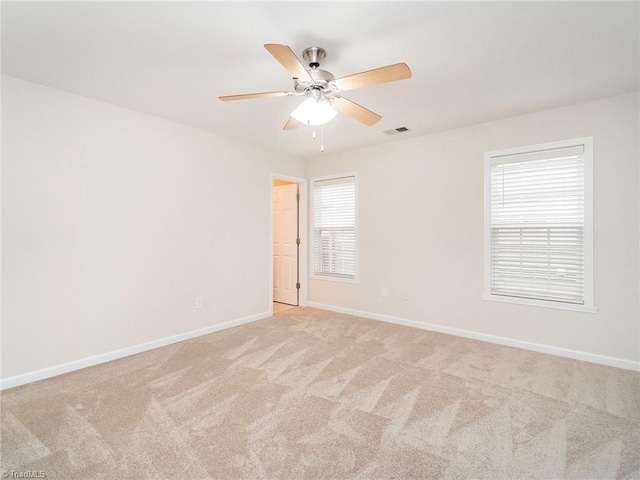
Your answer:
[296,238,301,245]
[296,193,300,201]
[296,282,301,289]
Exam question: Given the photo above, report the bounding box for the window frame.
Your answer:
[310,172,359,284]
[483,137,596,313]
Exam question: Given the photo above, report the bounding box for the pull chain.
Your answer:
[320,125,324,153]
[312,126,316,140]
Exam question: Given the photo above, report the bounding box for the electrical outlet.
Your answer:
[195,296,204,309]
[381,287,388,298]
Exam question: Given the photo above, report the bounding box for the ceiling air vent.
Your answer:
[384,127,410,135]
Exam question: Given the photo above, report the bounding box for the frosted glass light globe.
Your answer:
[291,97,337,126]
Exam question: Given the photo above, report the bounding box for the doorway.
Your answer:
[270,174,307,312]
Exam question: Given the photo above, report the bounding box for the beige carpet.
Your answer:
[1,307,638,479]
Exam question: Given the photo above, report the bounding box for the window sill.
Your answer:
[483,294,597,313]
[310,274,360,284]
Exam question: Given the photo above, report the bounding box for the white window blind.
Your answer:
[488,144,587,305]
[313,175,356,279]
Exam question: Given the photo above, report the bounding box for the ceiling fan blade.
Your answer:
[264,44,312,81]
[332,97,381,126]
[219,91,294,101]
[283,117,299,130]
[333,63,411,91]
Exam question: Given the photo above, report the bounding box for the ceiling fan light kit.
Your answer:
[219,44,411,151]
[291,97,337,126]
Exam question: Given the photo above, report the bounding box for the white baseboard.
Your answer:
[0,311,272,390]
[308,302,640,372]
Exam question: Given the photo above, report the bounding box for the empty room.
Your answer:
[1,1,639,479]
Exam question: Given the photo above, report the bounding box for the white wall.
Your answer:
[3,77,638,384]
[2,76,305,381]
[308,93,640,366]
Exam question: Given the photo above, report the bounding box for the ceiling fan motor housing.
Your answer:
[294,70,335,95]
[309,68,334,85]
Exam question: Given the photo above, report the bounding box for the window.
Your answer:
[484,138,595,312]
[312,174,357,281]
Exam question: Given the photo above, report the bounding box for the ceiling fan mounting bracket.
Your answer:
[302,46,326,69]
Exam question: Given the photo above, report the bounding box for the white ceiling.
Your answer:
[2,1,638,158]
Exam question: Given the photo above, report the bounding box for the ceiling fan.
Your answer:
[219,44,412,131]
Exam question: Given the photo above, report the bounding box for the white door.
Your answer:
[273,183,298,305]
